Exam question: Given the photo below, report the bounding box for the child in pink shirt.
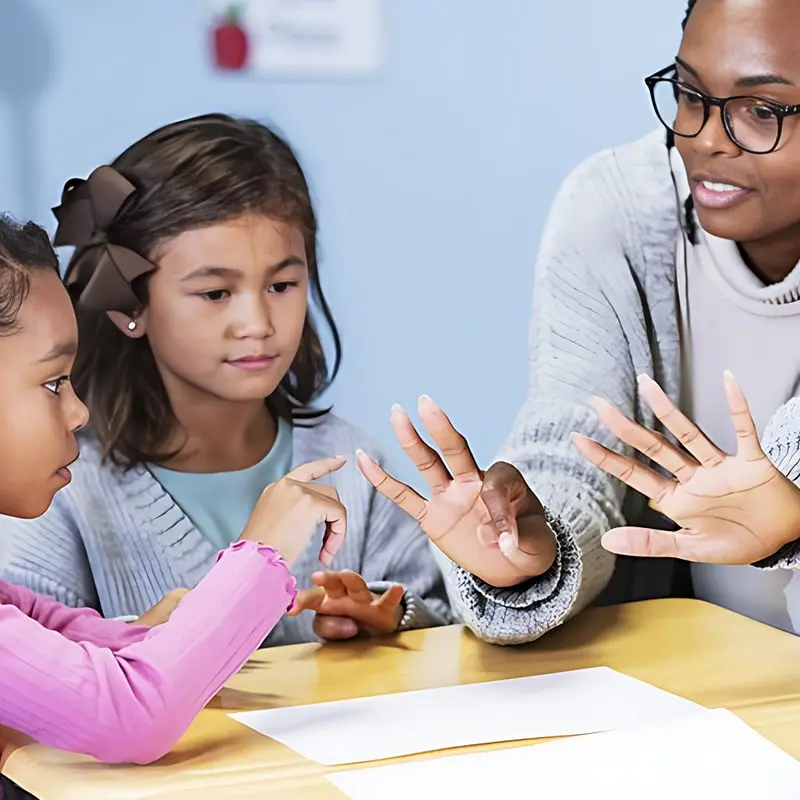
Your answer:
[0,216,347,769]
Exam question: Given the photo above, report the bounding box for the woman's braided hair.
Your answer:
[678,0,699,243]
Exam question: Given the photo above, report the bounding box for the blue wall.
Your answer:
[0,0,685,482]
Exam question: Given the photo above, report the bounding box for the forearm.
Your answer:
[0,541,295,763]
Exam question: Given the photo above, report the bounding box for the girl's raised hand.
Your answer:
[239,457,347,566]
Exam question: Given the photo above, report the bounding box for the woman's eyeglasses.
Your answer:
[645,65,800,155]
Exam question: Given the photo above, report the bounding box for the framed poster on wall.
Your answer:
[210,0,385,78]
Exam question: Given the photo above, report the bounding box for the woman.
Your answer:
[359,0,800,642]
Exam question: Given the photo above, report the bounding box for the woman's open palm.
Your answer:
[573,372,800,564]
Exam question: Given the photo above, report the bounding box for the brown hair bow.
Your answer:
[53,166,155,314]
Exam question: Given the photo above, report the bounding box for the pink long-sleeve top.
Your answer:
[0,540,296,766]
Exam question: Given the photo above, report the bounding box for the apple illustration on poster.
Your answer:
[213,5,249,70]
[210,0,384,77]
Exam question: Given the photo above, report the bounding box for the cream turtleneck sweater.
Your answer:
[673,149,800,634]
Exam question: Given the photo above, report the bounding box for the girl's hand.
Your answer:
[134,588,190,627]
[287,570,405,640]
[238,458,347,566]
[574,372,800,564]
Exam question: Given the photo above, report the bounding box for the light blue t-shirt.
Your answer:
[147,417,293,551]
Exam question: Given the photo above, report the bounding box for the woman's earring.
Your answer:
[127,320,137,332]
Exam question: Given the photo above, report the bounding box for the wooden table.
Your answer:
[3,598,800,798]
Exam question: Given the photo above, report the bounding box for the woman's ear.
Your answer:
[107,310,148,339]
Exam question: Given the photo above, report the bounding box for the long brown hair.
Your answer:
[66,114,341,467]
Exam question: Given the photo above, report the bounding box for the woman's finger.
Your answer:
[638,375,724,466]
[601,526,719,562]
[417,396,482,483]
[723,371,763,462]
[591,396,697,482]
[390,404,451,492]
[573,433,674,503]
[356,450,429,522]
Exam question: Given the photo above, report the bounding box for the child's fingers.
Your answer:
[311,570,327,587]
[287,587,326,616]
[377,583,405,609]
[316,490,347,566]
[314,571,347,599]
[313,614,359,641]
[286,456,346,483]
[338,570,373,603]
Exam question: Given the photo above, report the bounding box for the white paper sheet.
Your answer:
[327,709,800,799]
[230,666,700,765]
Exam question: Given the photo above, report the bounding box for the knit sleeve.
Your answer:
[0,488,99,610]
[438,148,659,644]
[753,398,800,569]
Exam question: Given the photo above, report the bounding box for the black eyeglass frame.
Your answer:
[644,64,800,155]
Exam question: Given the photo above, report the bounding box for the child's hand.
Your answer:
[239,457,347,566]
[573,372,800,564]
[134,588,190,627]
[287,570,405,640]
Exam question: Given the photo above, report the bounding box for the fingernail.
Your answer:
[636,374,651,384]
[390,403,404,414]
[498,532,516,557]
[419,394,436,407]
[723,369,734,380]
